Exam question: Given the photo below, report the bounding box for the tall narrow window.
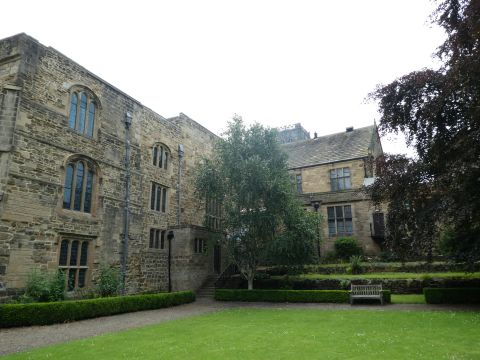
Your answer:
[63,159,96,213]
[58,239,92,290]
[87,102,95,137]
[67,89,97,138]
[152,144,169,170]
[150,182,168,212]
[152,146,158,166]
[330,168,352,191]
[206,197,223,231]
[327,205,353,236]
[68,94,78,129]
[63,165,74,209]
[78,93,87,134]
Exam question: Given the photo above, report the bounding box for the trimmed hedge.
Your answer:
[0,291,195,328]
[215,289,391,304]
[424,288,480,304]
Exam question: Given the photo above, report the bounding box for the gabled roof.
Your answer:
[281,125,376,169]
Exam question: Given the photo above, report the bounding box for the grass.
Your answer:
[5,309,480,359]
[391,294,426,304]
[278,271,480,280]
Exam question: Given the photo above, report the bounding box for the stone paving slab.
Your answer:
[1,298,479,356]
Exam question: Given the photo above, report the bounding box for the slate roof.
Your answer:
[281,125,376,169]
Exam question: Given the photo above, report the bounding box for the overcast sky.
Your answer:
[2,0,446,154]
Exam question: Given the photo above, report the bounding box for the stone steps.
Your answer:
[196,276,219,298]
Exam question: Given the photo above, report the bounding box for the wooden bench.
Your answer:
[350,284,384,305]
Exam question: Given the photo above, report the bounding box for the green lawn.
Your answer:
[283,271,480,280]
[5,309,480,359]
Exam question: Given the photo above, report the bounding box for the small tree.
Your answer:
[196,117,315,289]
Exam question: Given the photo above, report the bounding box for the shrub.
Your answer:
[347,255,363,274]
[24,269,66,302]
[97,263,121,297]
[334,237,362,260]
[0,291,195,328]
[216,289,348,303]
[423,288,480,304]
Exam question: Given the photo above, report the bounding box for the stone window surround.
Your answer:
[57,234,96,291]
[194,237,207,254]
[58,154,102,218]
[330,167,352,191]
[327,203,354,237]
[150,182,168,213]
[205,197,222,231]
[66,85,101,139]
[152,143,170,170]
[149,228,166,250]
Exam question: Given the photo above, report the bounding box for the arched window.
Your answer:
[152,144,169,170]
[68,89,97,137]
[63,159,96,213]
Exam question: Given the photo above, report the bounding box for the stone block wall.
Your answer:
[0,33,219,297]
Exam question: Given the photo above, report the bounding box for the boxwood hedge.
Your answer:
[0,291,195,328]
[215,289,391,304]
[423,288,480,304]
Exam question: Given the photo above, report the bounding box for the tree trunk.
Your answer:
[247,276,253,290]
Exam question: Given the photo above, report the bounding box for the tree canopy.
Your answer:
[195,117,316,289]
[368,0,480,264]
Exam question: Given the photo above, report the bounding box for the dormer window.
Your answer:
[68,90,96,137]
[152,144,169,170]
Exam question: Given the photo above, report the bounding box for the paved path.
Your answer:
[1,298,479,356]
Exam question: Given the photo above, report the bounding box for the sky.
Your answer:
[1,0,446,155]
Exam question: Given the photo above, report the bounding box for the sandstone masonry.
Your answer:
[0,34,222,300]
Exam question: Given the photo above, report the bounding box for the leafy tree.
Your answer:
[368,0,480,264]
[195,117,316,289]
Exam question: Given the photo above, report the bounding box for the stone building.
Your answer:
[279,124,385,256]
[0,33,223,300]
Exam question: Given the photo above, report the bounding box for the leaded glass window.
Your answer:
[327,205,353,236]
[58,239,91,290]
[68,90,96,137]
[330,168,352,191]
[63,160,96,213]
[150,182,168,212]
[152,144,169,170]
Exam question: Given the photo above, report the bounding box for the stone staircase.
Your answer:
[196,275,219,299]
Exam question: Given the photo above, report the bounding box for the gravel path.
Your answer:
[1,298,479,356]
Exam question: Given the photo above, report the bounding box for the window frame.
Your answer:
[206,197,222,231]
[63,159,96,214]
[150,182,168,212]
[68,88,98,138]
[58,238,92,291]
[194,238,207,254]
[152,143,170,170]
[330,167,352,191]
[327,205,353,237]
[149,228,166,250]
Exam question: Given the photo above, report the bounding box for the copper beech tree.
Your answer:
[367,0,480,265]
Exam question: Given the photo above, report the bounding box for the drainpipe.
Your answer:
[121,111,132,295]
[167,230,174,292]
[177,144,184,225]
